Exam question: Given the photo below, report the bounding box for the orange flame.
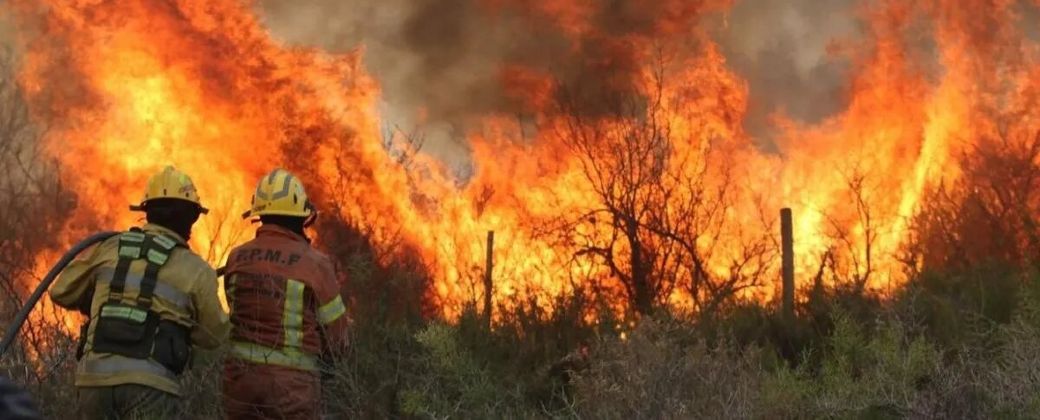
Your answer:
[5,0,1040,326]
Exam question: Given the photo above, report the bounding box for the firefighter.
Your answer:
[50,166,230,419]
[222,168,349,420]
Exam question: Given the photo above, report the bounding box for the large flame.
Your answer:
[5,0,1040,326]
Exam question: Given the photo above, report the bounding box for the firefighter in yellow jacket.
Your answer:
[50,166,230,419]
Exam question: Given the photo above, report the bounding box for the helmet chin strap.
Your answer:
[303,210,318,228]
[302,201,318,228]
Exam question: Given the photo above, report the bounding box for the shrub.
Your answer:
[573,316,762,419]
[398,321,535,418]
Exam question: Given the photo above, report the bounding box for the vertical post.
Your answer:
[484,231,494,328]
[780,208,795,322]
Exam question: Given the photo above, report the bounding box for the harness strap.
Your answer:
[106,228,177,308]
[107,229,145,301]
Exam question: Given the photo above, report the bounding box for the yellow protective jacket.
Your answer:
[50,224,230,396]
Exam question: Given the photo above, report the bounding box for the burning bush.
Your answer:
[0,40,80,395]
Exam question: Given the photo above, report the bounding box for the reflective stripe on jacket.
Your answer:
[224,225,348,371]
[50,224,230,396]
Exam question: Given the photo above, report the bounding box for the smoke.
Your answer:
[255,0,563,165]
[714,0,861,148]
[256,0,1039,155]
[255,0,868,156]
[255,0,723,164]
[6,0,1031,165]
[0,5,20,57]
[1023,1,1040,41]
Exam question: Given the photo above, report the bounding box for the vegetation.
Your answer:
[12,244,1040,419]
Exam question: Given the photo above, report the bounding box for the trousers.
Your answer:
[223,359,320,420]
[77,384,180,420]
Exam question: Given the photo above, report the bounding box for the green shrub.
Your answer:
[398,321,536,418]
[573,316,762,419]
[13,258,1040,419]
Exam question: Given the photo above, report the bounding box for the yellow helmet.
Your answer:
[243,168,314,219]
[130,166,209,214]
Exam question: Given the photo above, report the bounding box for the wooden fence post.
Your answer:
[781,208,795,322]
[484,231,494,328]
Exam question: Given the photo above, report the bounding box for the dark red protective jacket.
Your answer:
[223,225,349,370]
[222,225,350,419]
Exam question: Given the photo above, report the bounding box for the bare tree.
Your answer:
[541,53,768,316]
[822,167,881,294]
[381,123,427,169]
[0,46,77,386]
[0,47,71,311]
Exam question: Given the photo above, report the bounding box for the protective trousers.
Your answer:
[77,384,180,420]
[222,359,320,420]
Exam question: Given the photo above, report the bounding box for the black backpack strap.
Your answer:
[106,228,179,308]
[136,233,178,308]
[90,228,188,366]
[108,229,147,302]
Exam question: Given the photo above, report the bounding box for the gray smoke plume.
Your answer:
[254,0,862,156]
[255,0,730,164]
[714,0,860,148]
[1023,1,1040,41]
[256,0,564,166]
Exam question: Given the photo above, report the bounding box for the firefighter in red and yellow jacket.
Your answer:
[222,168,349,419]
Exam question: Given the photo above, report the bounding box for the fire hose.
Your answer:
[0,232,228,358]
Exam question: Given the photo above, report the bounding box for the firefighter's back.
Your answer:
[52,224,228,419]
[222,224,343,420]
[49,167,229,420]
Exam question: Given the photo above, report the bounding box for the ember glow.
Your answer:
[6,0,1040,323]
